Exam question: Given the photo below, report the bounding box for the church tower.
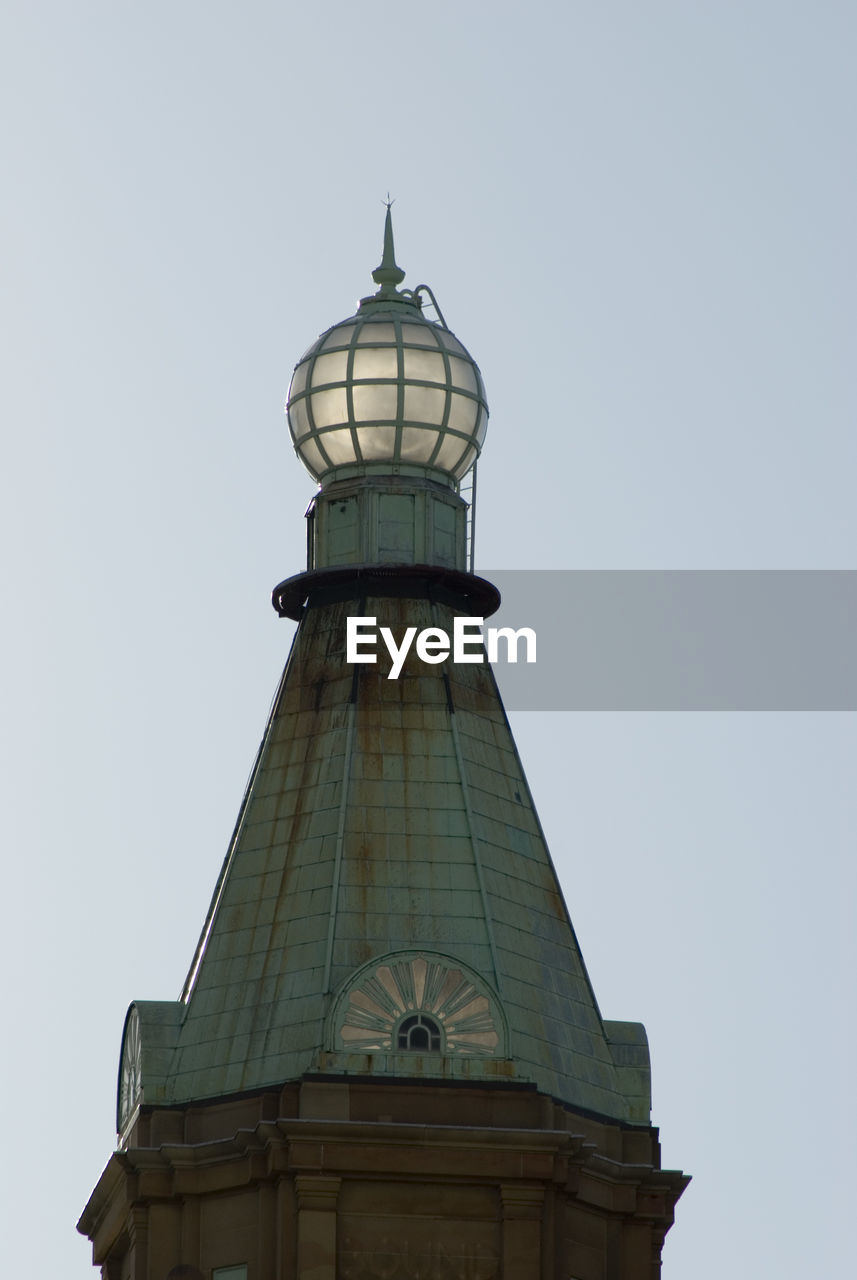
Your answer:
[79,212,688,1280]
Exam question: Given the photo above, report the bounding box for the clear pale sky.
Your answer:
[1,3,854,1277]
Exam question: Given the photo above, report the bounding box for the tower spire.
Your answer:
[79,215,688,1280]
[371,198,406,291]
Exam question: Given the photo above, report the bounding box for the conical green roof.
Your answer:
[125,590,651,1127]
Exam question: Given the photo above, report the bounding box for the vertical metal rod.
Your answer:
[469,460,478,574]
[305,500,316,571]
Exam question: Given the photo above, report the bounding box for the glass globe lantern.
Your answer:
[286,211,488,488]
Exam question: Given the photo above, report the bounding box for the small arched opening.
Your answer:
[396,1013,442,1052]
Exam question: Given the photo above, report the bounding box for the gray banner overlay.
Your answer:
[476,571,857,711]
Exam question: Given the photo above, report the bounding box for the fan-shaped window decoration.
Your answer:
[332,951,504,1057]
[397,1013,442,1051]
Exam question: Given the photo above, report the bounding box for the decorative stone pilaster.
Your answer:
[500,1183,544,1280]
[180,1196,200,1272]
[126,1205,149,1280]
[256,1183,277,1280]
[295,1175,342,1280]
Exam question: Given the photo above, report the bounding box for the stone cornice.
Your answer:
[78,1113,686,1265]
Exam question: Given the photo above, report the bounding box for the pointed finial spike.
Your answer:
[380,204,396,268]
[372,198,406,290]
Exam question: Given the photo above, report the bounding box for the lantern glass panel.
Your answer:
[403,348,446,382]
[356,322,396,343]
[322,324,356,350]
[290,362,309,397]
[475,407,488,446]
[400,323,440,347]
[446,392,479,435]
[289,397,312,439]
[454,444,477,477]
[299,436,326,476]
[352,384,398,421]
[356,425,397,461]
[400,427,439,463]
[311,351,349,386]
[403,385,446,423]
[351,347,398,380]
[437,330,466,355]
[434,433,469,473]
[319,428,355,465]
[448,356,478,394]
[310,387,349,428]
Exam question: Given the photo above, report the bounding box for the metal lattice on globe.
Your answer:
[286,208,488,486]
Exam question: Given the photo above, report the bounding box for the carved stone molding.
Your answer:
[295,1174,342,1213]
[499,1183,545,1220]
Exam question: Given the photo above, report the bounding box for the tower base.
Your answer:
[79,1076,688,1280]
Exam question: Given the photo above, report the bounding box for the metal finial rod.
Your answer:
[372,201,406,289]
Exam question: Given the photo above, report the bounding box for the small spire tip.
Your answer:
[371,198,405,290]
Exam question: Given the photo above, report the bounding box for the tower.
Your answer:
[79,212,688,1280]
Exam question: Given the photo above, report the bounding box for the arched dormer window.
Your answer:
[397,1013,442,1052]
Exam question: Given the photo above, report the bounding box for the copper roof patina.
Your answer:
[127,591,650,1127]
